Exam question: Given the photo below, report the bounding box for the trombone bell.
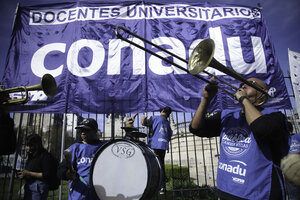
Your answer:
[188,38,215,75]
[187,38,269,96]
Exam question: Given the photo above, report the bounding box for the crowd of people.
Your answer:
[2,77,300,200]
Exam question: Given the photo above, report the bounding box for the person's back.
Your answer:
[149,115,172,150]
[142,106,173,194]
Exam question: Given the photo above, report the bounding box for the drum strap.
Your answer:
[70,174,89,192]
[79,175,88,186]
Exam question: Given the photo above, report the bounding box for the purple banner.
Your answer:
[2,1,291,113]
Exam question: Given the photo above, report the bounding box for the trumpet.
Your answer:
[115,26,269,98]
[0,74,57,105]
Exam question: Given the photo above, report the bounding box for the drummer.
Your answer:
[122,113,146,141]
[57,118,105,200]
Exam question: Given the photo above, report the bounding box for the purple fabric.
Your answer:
[2,2,291,113]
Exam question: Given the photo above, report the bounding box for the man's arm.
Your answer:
[238,97,263,125]
[250,111,287,141]
[190,96,212,130]
[17,170,43,179]
[189,111,221,137]
[190,78,221,137]
[57,149,76,181]
[190,78,218,129]
[141,116,153,127]
[57,159,76,180]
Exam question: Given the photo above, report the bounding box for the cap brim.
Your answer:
[126,131,147,138]
[121,127,138,131]
[75,125,92,129]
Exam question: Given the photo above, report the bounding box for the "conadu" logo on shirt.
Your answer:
[219,160,247,176]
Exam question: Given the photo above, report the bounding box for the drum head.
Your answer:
[90,139,152,200]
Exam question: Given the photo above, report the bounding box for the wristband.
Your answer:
[238,96,248,104]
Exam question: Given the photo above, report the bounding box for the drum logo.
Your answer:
[111,142,135,158]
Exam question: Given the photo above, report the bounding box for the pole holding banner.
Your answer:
[288,49,300,117]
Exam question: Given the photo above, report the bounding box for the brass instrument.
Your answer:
[0,74,57,105]
[115,26,269,99]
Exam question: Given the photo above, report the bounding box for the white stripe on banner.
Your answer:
[29,4,261,25]
[289,49,300,116]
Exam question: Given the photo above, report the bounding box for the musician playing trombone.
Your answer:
[189,77,290,200]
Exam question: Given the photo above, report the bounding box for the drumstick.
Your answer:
[144,112,149,145]
[131,113,138,120]
[126,113,138,126]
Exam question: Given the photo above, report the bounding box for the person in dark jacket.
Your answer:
[189,77,289,200]
[0,89,16,155]
[17,134,54,200]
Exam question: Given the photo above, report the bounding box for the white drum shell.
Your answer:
[90,139,162,200]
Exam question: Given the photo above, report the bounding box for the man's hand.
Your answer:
[125,113,137,127]
[17,169,29,179]
[203,77,218,100]
[235,88,248,102]
[141,116,146,126]
[66,169,76,181]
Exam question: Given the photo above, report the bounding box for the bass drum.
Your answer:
[90,139,162,200]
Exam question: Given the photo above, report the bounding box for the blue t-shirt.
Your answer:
[67,142,103,200]
[148,116,173,150]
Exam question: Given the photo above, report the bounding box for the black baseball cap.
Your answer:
[75,118,98,130]
[160,106,172,116]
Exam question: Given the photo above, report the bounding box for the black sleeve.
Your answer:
[189,111,222,138]
[57,159,69,180]
[41,152,54,180]
[0,114,16,155]
[143,116,153,127]
[143,116,154,136]
[250,111,287,142]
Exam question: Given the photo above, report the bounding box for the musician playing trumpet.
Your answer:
[189,77,290,200]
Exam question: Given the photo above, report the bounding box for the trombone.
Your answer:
[0,74,57,105]
[115,26,269,98]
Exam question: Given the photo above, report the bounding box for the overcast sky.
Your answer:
[0,0,299,80]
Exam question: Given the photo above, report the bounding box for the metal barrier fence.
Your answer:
[0,112,221,200]
[0,74,299,200]
[1,108,299,200]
